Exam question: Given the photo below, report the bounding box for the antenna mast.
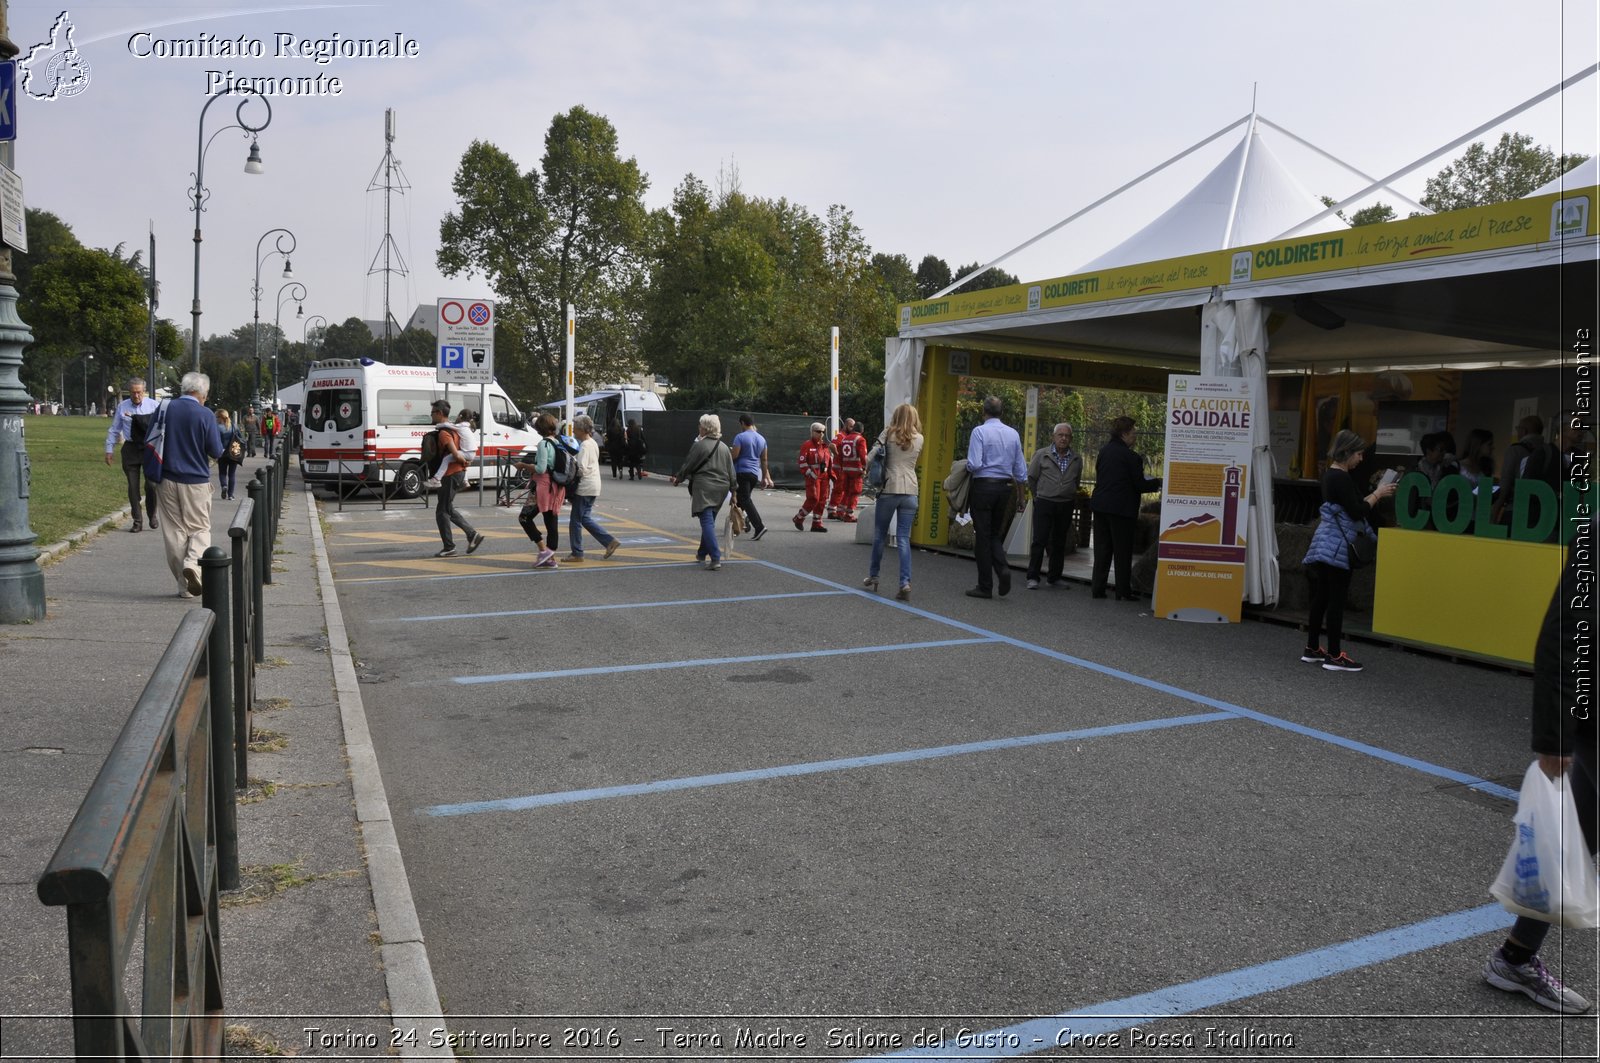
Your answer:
[366,108,411,361]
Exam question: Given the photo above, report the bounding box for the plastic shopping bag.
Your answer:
[1489,761,1600,928]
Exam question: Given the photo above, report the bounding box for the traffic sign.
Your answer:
[0,62,15,142]
[436,297,494,384]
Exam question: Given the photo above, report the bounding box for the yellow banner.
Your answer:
[898,186,1597,329]
[1231,187,1597,283]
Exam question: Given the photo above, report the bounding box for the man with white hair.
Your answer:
[154,372,224,597]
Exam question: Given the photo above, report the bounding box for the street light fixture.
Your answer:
[272,281,306,404]
[189,87,272,370]
[252,227,296,404]
[302,314,329,359]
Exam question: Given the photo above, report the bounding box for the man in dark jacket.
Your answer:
[153,372,225,598]
[104,376,160,532]
[1089,416,1162,601]
[1482,528,1598,1013]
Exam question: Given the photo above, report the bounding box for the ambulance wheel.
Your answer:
[393,462,423,499]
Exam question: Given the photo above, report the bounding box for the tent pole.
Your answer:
[1221,87,1260,249]
[1256,117,1433,216]
[932,115,1251,298]
[1269,62,1600,240]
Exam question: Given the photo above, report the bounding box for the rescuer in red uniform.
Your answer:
[794,422,834,532]
[830,418,869,522]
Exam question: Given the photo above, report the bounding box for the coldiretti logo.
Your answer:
[910,300,950,320]
[1253,237,1345,270]
[1042,277,1100,299]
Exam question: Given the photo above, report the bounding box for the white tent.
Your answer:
[1530,154,1599,197]
[1080,124,1348,273]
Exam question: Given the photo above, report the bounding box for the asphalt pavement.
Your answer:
[1,462,1595,1061]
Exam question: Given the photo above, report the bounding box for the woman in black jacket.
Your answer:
[1089,416,1162,600]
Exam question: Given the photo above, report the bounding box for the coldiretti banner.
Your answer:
[899,186,1597,330]
[1152,375,1256,624]
[900,250,1230,329]
[1230,187,1597,284]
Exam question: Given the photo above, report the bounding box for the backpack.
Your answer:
[548,437,581,490]
[420,426,453,473]
[224,434,244,465]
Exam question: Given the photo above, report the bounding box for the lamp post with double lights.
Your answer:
[302,314,328,367]
[189,87,271,370]
[252,228,295,405]
[271,282,306,404]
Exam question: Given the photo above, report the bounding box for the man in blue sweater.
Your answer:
[155,372,224,597]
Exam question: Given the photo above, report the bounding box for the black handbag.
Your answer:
[1338,509,1377,569]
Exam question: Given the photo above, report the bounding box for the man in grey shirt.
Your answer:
[1026,423,1083,589]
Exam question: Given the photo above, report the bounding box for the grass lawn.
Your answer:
[22,415,142,546]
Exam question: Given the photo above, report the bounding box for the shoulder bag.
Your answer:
[1337,507,1377,568]
[866,433,888,491]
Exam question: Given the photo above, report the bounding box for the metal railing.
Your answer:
[36,611,228,1061]
[225,499,258,785]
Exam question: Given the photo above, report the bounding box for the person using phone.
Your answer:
[1299,431,1396,672]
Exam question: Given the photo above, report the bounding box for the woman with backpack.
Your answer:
[670,414,735,570]
[216,409,245,500]
[512,412,569,566]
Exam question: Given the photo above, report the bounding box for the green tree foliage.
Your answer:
[870,252,917,303]
[438,106,651,403]
[24,245,151,381]
[951,262,1020,294]
[320,316,380,361]
[914,255,951,299]
[1348,203,1397,226]
[642,184,901,426]
[1422,132,1588,212]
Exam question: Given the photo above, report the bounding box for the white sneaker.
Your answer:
[1484,950,1593,1013]
[424,477,442,489]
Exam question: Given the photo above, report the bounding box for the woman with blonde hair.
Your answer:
[863,403,924,600]
[671,413,735,570]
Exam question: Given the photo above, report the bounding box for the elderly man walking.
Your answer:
[105,375,161,533]
[1026,422,1083,590]
[965,395,1028,599]
[154,372,224,598]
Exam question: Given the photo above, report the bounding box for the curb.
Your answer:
[303,483,446,1053]
[35,506,134,567]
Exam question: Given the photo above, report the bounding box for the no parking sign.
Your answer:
[437,297,495,384]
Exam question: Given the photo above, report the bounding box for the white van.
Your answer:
[539,385,666,457]
[300,358,537,497]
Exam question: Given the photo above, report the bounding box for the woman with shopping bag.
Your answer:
[1483,546,1599,1013]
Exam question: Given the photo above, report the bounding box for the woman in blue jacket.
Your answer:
[1301,430,1396,672]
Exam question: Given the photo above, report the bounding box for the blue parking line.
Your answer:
[397,590,848,623]
[853,902,1512,1061]
[752,560,1520,803]
[420,710,1239,818]
[452,636,1000,685]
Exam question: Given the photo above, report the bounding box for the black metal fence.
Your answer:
[35,452,290,1055]
[639,409,826,488]
[36,612,227,1060]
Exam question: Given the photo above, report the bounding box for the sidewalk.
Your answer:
[0,459,426,1057]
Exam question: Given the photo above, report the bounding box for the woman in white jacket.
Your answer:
[863,403,924,601]
[567,415,620,562]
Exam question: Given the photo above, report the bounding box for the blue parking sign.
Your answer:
[0,62,15,142]
[439,344,464,369]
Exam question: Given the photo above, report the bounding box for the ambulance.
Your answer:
[299,358,538,497]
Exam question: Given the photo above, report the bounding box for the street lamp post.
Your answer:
[252,228,295,405]
[79,353,92,413]
[189,88,271,370]
[272,282,306,404]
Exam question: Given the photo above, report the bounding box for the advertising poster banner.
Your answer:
[1153,375,1256,623]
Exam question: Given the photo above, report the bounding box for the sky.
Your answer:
[13,0,1600,352]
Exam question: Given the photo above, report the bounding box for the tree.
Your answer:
[951,261,1020,295]
[23,245,150,385]
[870,252,917,303]
[439,106,652,403]
[1319,194,1396,227]
[914,255,951,299]
[1422,132,1588,212]
[320,316,379,361]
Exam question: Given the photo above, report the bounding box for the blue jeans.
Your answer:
[696,507,720,562]
[568,494,615,556]
[870,493,918,587]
